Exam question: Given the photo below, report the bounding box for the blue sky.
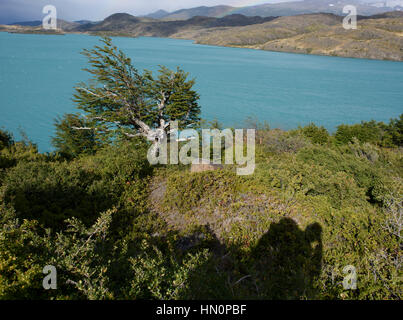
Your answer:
[0,0,303,24]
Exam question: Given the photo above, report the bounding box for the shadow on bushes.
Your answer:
[183,218,323,300]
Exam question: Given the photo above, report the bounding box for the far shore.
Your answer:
[1,22,403,62]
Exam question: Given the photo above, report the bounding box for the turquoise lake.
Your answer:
[0,32,402,152]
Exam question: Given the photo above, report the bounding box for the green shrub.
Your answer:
[333,115,403,148]
[52,113,100,159]
[127,240,210,299]
[298,123,330,145]
[384,114,403,147]
[1,140,152,231]
[0,116,402,300]
[296,145,391,204]
[261,129,309,154]
[335,120,384,145]
[0,129,13,150]
[164,170,239,213]
[0,204,52,299]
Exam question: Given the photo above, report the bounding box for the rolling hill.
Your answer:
[159,5,237,21]
[7,19,80,31]
[74,13,277,37]
[144,0,401,20]
[71,11,403,61]
[2,10,402,61]
[144,10,170,19]
[184,12,403,61]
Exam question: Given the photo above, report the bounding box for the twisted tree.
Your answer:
[71,37,201,156]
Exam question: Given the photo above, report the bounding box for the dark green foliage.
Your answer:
[143,66,201,129]
[0,139,46,174]
[127,240,210,299]
[0,129,13,150]
[73,37,201,142]
[0,121,401,300]
[52,113,99,158]
[296,144,389,204]
[0,204,50,299]
[334,115,403,147]
[1,140,151,231]
[2,160,111,229]
[385,114,403,147]
[335,120,383,145]
[298,123,330,145]
[249,219,323,299]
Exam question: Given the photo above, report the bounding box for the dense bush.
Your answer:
[52,113,100,158]
[0,116,402,300]
[0,129,13,150]
[335,120,384,145]
[298,123,330,145]
[386,114,403,147]
[1,139,152,230]
[334,115,403,147]
[260,129,309,154]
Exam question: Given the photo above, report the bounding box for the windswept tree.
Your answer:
[71,37,201,157]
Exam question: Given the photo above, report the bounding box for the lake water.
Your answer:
[0,32,402,152]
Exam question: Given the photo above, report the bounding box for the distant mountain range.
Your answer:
[144,0,402,20]
[145,5,236,20]
[9,0,403,27]
[72,13,277,37]
[144,10,170,19]
[234,0,402,17]
[2,1,402,61]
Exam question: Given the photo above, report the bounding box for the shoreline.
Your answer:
[1,27,403,62]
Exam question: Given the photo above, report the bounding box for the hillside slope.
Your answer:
[176,13,403,61]
[2,19,79,33]
[75,13,277,37]
[144,10,170,19]
[161,5,237,21]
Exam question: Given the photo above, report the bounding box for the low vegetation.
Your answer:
[0,39,401,300]
[1,115,401,300]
